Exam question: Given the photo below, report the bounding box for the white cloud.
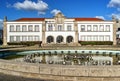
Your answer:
[0,19,2,22]
[110,13,120,19]
[107,0,120,8]
[107,0,120,19]
[13,0,48,15]
[51,9,61,15]
[95,16,105,20]
[38,11,45,15]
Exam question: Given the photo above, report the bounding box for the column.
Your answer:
[3,16,7,46]
[54,36,56,44]
[112,16,117,45]
[42,21,46,46]
[64,36,66,44]
[74,21,78,46]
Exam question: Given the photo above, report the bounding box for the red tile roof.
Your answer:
[14,17,104,21]
[75,18,104,21]
[15,18,45,21]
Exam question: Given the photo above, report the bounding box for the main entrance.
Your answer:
[56,36,63,43]
[66,36,73,43]
[47,36,54,43]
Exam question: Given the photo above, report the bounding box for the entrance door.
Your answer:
[47,36,54,43]
[66,36,73,43]
[56,36,63,43]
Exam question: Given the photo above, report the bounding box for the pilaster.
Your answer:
[112,16,117,45]
[42,21,46,46]
[74,21,78,46]
[3,16,7,46]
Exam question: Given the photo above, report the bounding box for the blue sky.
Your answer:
[0,0,120,29]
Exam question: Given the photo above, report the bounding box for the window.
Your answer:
[47,36,54,43]
[81,25,85,32]
[22,36,27,41]
[93,36,98,41]
[87,36,91,41]
[34,36,39,41]
[35,25,39,32]
[84,36,87,41]
[91,36,94,41]
[10,36,14,42]
[48,24,53,31]
[10,25,14,32]
[28,36,33,41]
[117,34,119,38]
[16,36,20,42]
[118,28,120,31]
[81,36,85,41]
[28,25,33,31]
[99,25,104,31]
[87,25,91,31]
[58,25,62,31]
[22,25,27,32]
[67,25,72,31]
[105,25,110,31]
[99,36,104,41]
[93,25,98,31]
[105,36,110,41]
[16,25,20,32]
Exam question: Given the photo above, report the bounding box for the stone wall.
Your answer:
[0,59,120,81]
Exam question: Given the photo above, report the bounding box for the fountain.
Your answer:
[1,50,120,65]
[12,50,119,66]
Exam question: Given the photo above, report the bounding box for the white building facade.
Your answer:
[3,13,116,46]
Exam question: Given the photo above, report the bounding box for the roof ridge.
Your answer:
[15,18,45,21]
[14,17,104,21]
[75,18,104,21]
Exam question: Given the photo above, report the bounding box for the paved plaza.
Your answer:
[0,73,53,81]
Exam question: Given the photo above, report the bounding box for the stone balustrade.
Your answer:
[0,59,120,81]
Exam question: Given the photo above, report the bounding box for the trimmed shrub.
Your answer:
[79,41,113,45]
[7,41,42,46]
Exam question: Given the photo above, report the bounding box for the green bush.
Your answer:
[79,41,113,45]
[7,41,42,46]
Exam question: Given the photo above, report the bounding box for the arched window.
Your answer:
[66,36,73,43]
[56,36,63,43]
[47,36,54,43]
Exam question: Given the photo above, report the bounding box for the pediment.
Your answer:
[54,12,65,24]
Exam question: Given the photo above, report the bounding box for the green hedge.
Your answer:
[79,41,113,45]
[7,41,42,46]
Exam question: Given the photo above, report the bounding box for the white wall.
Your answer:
[77,21,114,41]
[45,20,75,44]
[6,20,114,43]
[7,22,43,42]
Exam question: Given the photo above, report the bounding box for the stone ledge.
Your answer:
[0,59,120,81]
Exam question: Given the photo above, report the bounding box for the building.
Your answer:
[0,30,2,39]
[3,13,117,46]
[0,30,3,45]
